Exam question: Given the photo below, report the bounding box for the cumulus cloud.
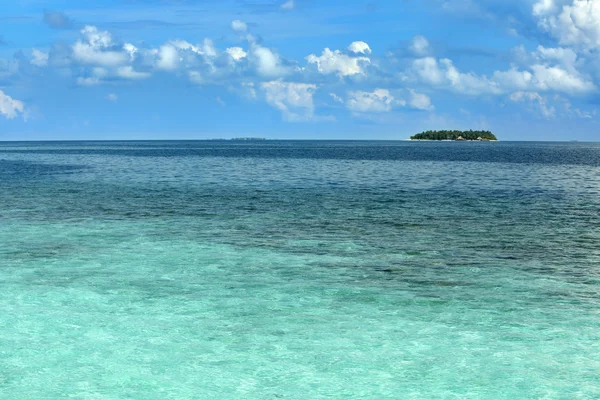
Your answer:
[533,0,559,15]
[410,35,430,56]
[261,80,318,121]
[116,66,151,80]
[510,91,555,118]
[240,82,257,99]
[155,44,180,70]
[346,89,400,113]
[411,53,594,96]
[123,43,138,62]
[408,90,434,110]
[31,49,49,67]
[77,77,101,86]
[59,23,294,86]
[72,26,129,67]
[493,64,595,94]
[226,47,247,61]
[250,44,290,77]
[17,16,599,126]
[43,10,74,29]
[0,59,19,80]
[561,98,595,118]
[0,90,25,119]
[348,41,372,55]
[231,20,247,33]
[533,0,600,49]
[330,93,344,103]
[170,38,217,58]
[533,45,578,71]
[412,57,501,95]
[306,44,371,77]
[530,64,593,92]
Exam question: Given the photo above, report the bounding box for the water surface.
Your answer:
[1,141,599,398]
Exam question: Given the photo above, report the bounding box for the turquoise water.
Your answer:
[1,141,599,399]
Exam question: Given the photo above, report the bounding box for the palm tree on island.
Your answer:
[410,130,498,141]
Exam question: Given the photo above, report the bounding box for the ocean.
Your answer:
[1,140,599,398]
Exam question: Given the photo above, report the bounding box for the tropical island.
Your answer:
[410,130,498,141]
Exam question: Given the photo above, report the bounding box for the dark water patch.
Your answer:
[2,141,600,166]
[0,159,86,179]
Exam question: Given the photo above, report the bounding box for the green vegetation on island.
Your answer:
[410,130,498,141]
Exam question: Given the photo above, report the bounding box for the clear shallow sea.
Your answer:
[1,140,599,399]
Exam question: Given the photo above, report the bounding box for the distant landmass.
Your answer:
[410,130,498,141]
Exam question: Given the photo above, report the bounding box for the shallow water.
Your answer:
[1,141,599,399]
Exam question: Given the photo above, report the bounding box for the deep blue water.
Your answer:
[1,141,599,399]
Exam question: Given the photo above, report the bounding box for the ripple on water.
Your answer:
[1,141,600,398]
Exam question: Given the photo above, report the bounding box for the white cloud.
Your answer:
[116,66,151,80]
[408,90,434,110]
[81,25,111,48]
[155,44,179,70]
[251,44,290,77]
[492,67,532,90]
[412,57,445,85]
[530,64,594,92]
[261,80,317,121]
[306,47,370,77]
[346,89,400,113]
[123,43,138,61]
[72,44,128,66]
[493,64,595,94]
[534,45,578,71]
[533,0,559,16]
[72,26,129,67]
[241,82,257,99]
[559,97,595,118]
[31,49,49,67]
[281,0,295,10]
[533,0,600,49]
[348,41,372,55]
[412,51,594,96]
[330,93,344,103]
[76,77,102,86]
[169,40,198,53]
[232,20,248,33]
[170,38,217,58]
[0,90,25,119]
[200,38,217,58]
[216,96,226,106]
[410,36,430,56]
[226,47,247,61]
[105,93,118,102]
[510,91,556,118]
[92,67,109,78]
[412,57,500,95]
[0,59,19,79]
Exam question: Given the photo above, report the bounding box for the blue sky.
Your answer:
[1,0,599,140]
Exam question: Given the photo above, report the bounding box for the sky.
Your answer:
[1,0,600,141]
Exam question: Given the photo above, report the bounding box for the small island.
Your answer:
[410,130,497,141]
